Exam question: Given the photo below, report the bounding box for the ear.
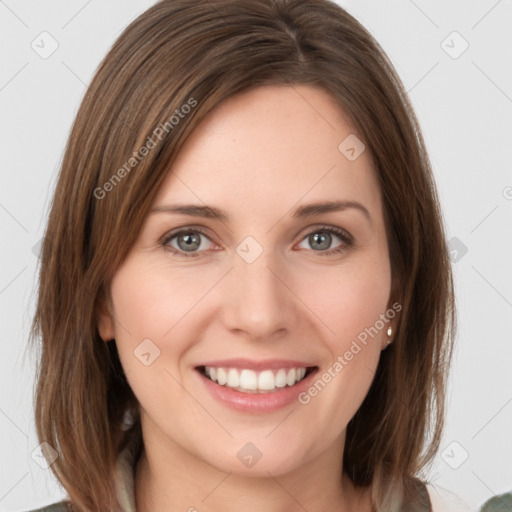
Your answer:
[96,291,115,342]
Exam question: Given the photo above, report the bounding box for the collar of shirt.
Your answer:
[113,436,138,512]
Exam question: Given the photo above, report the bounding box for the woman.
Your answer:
[29,0,466,510]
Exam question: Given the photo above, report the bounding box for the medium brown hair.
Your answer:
[30,0,456,510]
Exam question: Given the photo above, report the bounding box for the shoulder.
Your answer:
[425,483,473,512]
[479,491,512,511]
[23,500,71,512]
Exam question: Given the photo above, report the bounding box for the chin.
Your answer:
[199,442,307,478]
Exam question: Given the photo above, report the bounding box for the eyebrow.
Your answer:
[150,200,372,225]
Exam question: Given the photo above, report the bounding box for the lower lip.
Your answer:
[196,368,318,414]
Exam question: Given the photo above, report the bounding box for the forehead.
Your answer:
[153,84,383,225]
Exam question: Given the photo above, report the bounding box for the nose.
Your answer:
[219,250,297,341]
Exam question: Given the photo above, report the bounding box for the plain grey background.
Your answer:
[1,1,511,511]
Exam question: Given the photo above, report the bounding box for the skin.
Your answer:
[98,84,398,512]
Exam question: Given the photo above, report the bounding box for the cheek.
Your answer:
[108,259,200,381]
[108,257,230,399]
[298,271,388,436]
[294,256,391,351]
[292,253,391,432]
[108,260,205,415]
[109,259,212,341]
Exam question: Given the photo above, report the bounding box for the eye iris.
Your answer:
[309,232,331,251]
[177,232,201,251]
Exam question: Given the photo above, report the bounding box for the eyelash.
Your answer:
[160,224,353,259]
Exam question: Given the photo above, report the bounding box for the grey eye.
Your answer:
[308,232,333,251]
[176,232,202,252]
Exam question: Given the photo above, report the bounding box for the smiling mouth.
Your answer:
[196,365,318,393]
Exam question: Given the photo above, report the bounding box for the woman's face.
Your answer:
[98,84,397,476]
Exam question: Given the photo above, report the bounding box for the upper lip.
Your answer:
[195,359,317,371]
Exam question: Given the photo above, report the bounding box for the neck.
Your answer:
[134,418,372,512]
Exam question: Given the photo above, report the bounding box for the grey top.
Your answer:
[479,492,512,512]
[28,505,70,512]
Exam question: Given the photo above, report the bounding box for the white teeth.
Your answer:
[275,369,287,388]
[286,368,297,386]
[216,368,227,385]
[239,369,257,390]
[203,366,310,392]
[227,368,239,388]
[258,370,275,390]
